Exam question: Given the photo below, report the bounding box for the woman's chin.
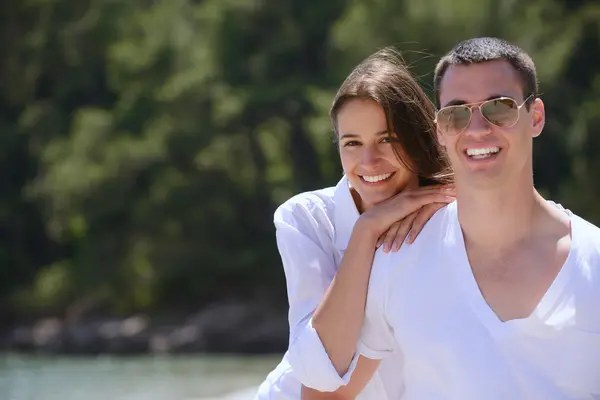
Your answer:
[358,192,393,211]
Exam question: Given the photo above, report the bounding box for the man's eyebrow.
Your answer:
[442,98,466,107]
[339,130,390,140]
[441,94,512,108]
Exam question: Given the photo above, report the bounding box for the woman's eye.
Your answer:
[381,136,397,143]
[344,141,360,147]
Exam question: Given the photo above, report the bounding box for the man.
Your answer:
[301,37,600,399]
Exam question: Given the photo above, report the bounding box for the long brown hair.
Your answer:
[331,47,453,185]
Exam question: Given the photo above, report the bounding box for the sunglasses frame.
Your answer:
[434,94,535,136]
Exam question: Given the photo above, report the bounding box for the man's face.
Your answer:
[436,60,545,190]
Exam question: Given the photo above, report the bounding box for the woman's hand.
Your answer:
[357,185,455,252]
[377,201,449,251]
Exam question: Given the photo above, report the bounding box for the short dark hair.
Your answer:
[331,47,453,185]
[433,37,538,107]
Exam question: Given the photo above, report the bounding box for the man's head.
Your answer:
[434,37,538,108]
[433,37,545,189]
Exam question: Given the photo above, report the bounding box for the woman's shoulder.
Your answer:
[274,185,337,230]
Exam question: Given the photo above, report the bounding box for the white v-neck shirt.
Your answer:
[255,176,404,399]
[359,201,600,399]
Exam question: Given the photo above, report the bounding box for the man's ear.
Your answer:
[531,98,545,138]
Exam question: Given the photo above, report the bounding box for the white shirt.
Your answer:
[255,176,404,399]
[358,201,600,399]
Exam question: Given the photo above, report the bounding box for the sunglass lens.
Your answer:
[481,98,519,127]
[438,106,471,135]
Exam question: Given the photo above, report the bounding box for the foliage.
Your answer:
[1,0,599,319]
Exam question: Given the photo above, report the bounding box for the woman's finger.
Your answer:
[391,212,418,252]
[380,221,402,253]
[407,202,448,243]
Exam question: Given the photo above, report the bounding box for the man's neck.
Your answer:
[456,175,547,254]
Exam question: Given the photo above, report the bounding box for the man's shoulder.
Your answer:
[366,203,456,320]
[395,201,455,255]
[371,202,455,271]
[412,202,456,244]
[571,214,600,278]
[273,186,336,229]
[572,213,600,256]
[568,214,600,331]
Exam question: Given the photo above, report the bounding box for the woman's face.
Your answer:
[336,98,418,212]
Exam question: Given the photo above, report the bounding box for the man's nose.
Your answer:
[463,107,492,139]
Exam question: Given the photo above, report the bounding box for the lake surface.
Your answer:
[0,354,281,400]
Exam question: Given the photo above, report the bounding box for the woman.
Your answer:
[256,48,454,399]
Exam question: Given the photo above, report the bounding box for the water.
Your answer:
[0,354,281,400]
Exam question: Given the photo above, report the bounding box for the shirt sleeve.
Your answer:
[274,219,360,392]
[357,250,397,360]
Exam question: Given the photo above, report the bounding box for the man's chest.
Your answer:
[466,237,570,322]
[383,254,600,398]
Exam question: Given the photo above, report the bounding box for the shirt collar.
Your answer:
[333,175,361,251]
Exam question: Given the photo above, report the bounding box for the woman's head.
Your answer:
[331,47,453,212]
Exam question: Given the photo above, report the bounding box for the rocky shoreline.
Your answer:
[1,301,289,355]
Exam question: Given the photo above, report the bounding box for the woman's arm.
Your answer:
[301,356,382,400]
[278,187,453,392]
[275,212,365,391]
[309,187,454,378]
[309,218,379,376]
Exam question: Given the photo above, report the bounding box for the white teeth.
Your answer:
[466,147,500,157]
[362,173,392,183]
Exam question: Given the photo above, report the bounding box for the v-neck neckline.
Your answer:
[448,202,577,338]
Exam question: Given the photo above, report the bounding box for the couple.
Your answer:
[256,37,600,399]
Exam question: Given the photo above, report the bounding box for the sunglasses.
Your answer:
[435,95,534,136]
